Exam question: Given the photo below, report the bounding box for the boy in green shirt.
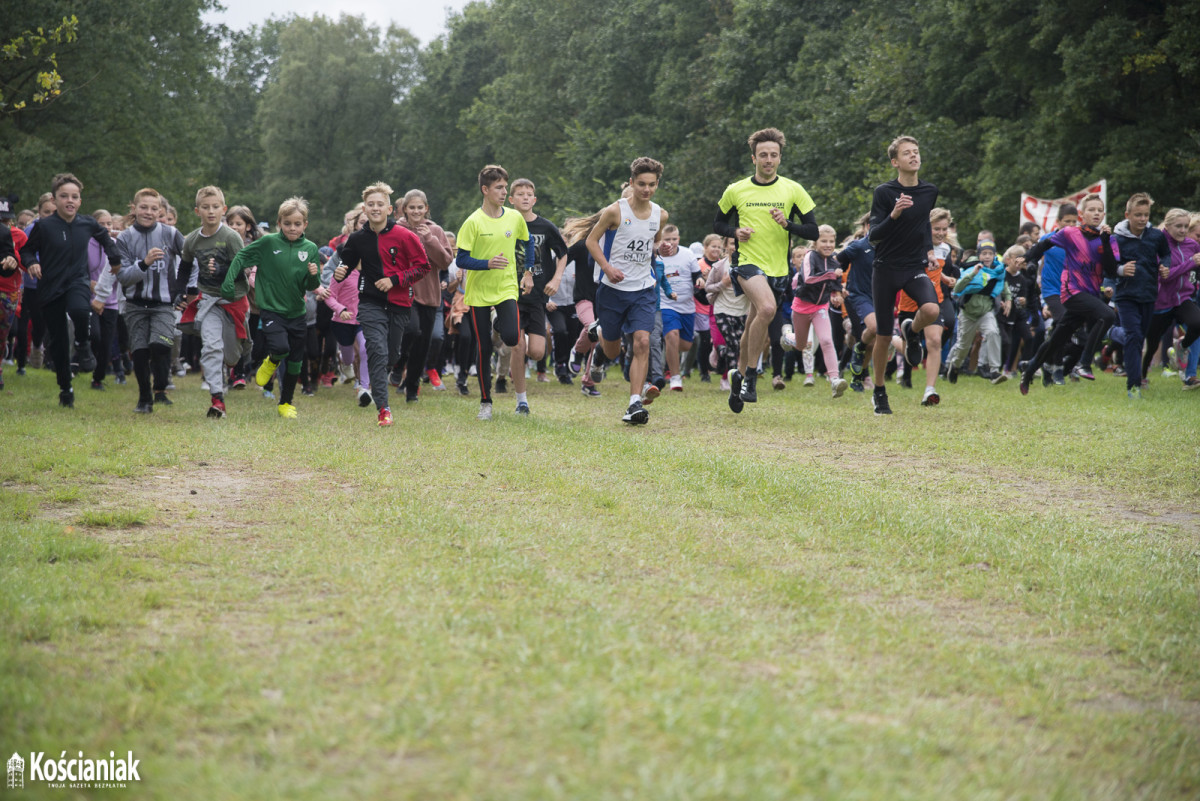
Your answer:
[221,197,320,418]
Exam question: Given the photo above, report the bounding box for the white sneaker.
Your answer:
[200,381,210,392]
[720,376,730,391]
[477,402,493,421]
[831,377,848,398]
[669,375,683,391]
[803,373,815,387]
[780,324,795,352]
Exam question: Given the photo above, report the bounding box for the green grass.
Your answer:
[1,364,1198,800]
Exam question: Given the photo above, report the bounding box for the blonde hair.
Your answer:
[1002,245,1026,264]
[561,213,603,246]
[930,207,952,225]
[1188,213,1200,233]
[1079,193,1104,211]
[1125,192,1153,213]
[702,233,722,248]
[277,196,309,222]
[362,181,393,202]
[1161,208,1190,229]
[195,185,225,206]
[817,224,836,240]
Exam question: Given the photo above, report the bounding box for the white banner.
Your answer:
[1020,179,1107,230]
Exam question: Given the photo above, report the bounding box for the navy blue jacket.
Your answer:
[1113,220,1169,305]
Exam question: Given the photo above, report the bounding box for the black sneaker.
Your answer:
[134,400,153,414]
[700,373,711,383]
[457,379,469,396]
[947,365,959,384]
[988,370,1008,385]
[900,319,922,367]
[850,378,864,393]
[75,343,97,372]
[1042,366,1054,387]
[90,380,105,390]
[1052,366,1065,385]
[405,389,419,403]
[586,319,601,343]
[728,370,744,413]
[154,391,173,406]
[516,401,530,415]
[740,369,758,403]
[494,377,507,394]
[899,371,912,389]
[59,389,74,408]
[849,342,865,378]
[622,400,649,425]
[872,387,892,415]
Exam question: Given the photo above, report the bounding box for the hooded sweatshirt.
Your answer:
[1158,236,1200,311]
[1113,220,1169,306]
[115,222,187,306]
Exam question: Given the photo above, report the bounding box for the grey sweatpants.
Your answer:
[195,295,248,394]
[358,302,411,411]
[947,309,1001,371]
[624,311,665,384]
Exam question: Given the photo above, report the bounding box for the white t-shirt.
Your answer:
[660,250,700,314]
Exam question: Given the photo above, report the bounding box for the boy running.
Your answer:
[221,197,321,418]
[867,136,940,414]
[586,157,669,425]
[455,165,534,421]
[714,127,818,413]
[18,173,120,407]
[334,182,430,426]
[508,178,568,414]
[180,186,250,418]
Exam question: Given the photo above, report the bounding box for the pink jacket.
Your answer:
[1158,236,1199,311]
[324,267,360,324]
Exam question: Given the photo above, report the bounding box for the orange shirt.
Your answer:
[898,255,945,312]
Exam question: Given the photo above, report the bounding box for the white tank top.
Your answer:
[601,197,660,292]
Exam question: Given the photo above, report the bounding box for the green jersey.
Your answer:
[457,207,529,307]
[222,232,319,318]
[717,175,815,277]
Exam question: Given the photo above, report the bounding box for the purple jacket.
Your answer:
[89,239,120,310]
[1158,236,1200,311]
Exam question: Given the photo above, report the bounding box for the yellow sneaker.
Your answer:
[255,358,278,387]
[276,403,297,419]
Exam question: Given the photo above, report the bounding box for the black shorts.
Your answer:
[732,263,789,305]
[845,292,875,341]
[518,295,547,336]
[330,320,361,347]
[872,267,937,337]
[259,310,307,362]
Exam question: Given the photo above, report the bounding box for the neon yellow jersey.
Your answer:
[717,176,815,277]
[457,207,529,307]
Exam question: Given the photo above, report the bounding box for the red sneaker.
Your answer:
[207,396,227,418]
[319,372,336,388]
[426,368,444,389]
[378,408,393,427]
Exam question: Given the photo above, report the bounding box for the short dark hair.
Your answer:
[887,135,919,161]
[51,173,83,195]
[510,178,535,193]
[748,128,785,155]
[478,164,508,188]
[629,157,663,181]
[1057,203,1078,220]
[1018,221,1040,236]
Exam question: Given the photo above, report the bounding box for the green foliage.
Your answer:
[0,14,79,111]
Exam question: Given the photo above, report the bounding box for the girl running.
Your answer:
[784,226,849,398]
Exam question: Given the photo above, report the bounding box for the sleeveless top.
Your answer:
[601,197,661,292]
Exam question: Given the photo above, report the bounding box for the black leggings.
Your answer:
[42,285,91,392]
[16,285,42,369]
[1023,293,1115,383]
[547,304,580,367]
[1003,311,1034,371]
[1141,301,1200,377]
[467,299,519,404]
[89,308,118,383]
[401,303,438,393]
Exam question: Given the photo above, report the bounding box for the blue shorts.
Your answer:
[846,292,875,339]
[596,284,656,340]
[660,308,695,342]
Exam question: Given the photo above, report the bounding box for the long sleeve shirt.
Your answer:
[19,213,120,303]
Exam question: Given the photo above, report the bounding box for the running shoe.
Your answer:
[59,389,74,408]
[426,369,445,389]
[320,372,335,388]
[872,387,892,415]
[516,401,530,415]
[740,369,758,403]
[154,391,172,406]
[670,375,683,392]
[947,365,959,384]
[1019,377,1030,395]
[477,402,493,421]
[849,342,865,378]
[262,389,275,400]
[358,387,373,407]
[728,370,744,413]
[569,351,583,375]
[803,373,815,387]
[256,359,276,387]
[277,403,297,419]
[134,401,153,414]
[831,377,848,398]
[231,377,247,390]
[622,400,649,425]
[406,388,419,404]
[586,319,601,343]
[1052,366,1065,385]
[457,379,469,396]
[772,375,785,390]
[1182,377,1200,390]
[580,383,601,397]
[1073,366,1095,381]
[494,377,507,394]
[642,383,660,405]
[720,376,730,391]
[921,386,940,406]
[1127,387,1142,400]
[207,396,227,419]
[536,372,550,383]
[75,343,97,372]
[378,408,393,427]
[900,319,922,367]
[850,378,864,393]
[90,380,105,390]
[779,324,795,351]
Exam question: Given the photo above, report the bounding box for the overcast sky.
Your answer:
[203,0,476,44]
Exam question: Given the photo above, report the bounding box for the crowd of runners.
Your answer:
[2,130,1198,425]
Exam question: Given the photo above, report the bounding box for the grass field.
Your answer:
[2,363,1198,800]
